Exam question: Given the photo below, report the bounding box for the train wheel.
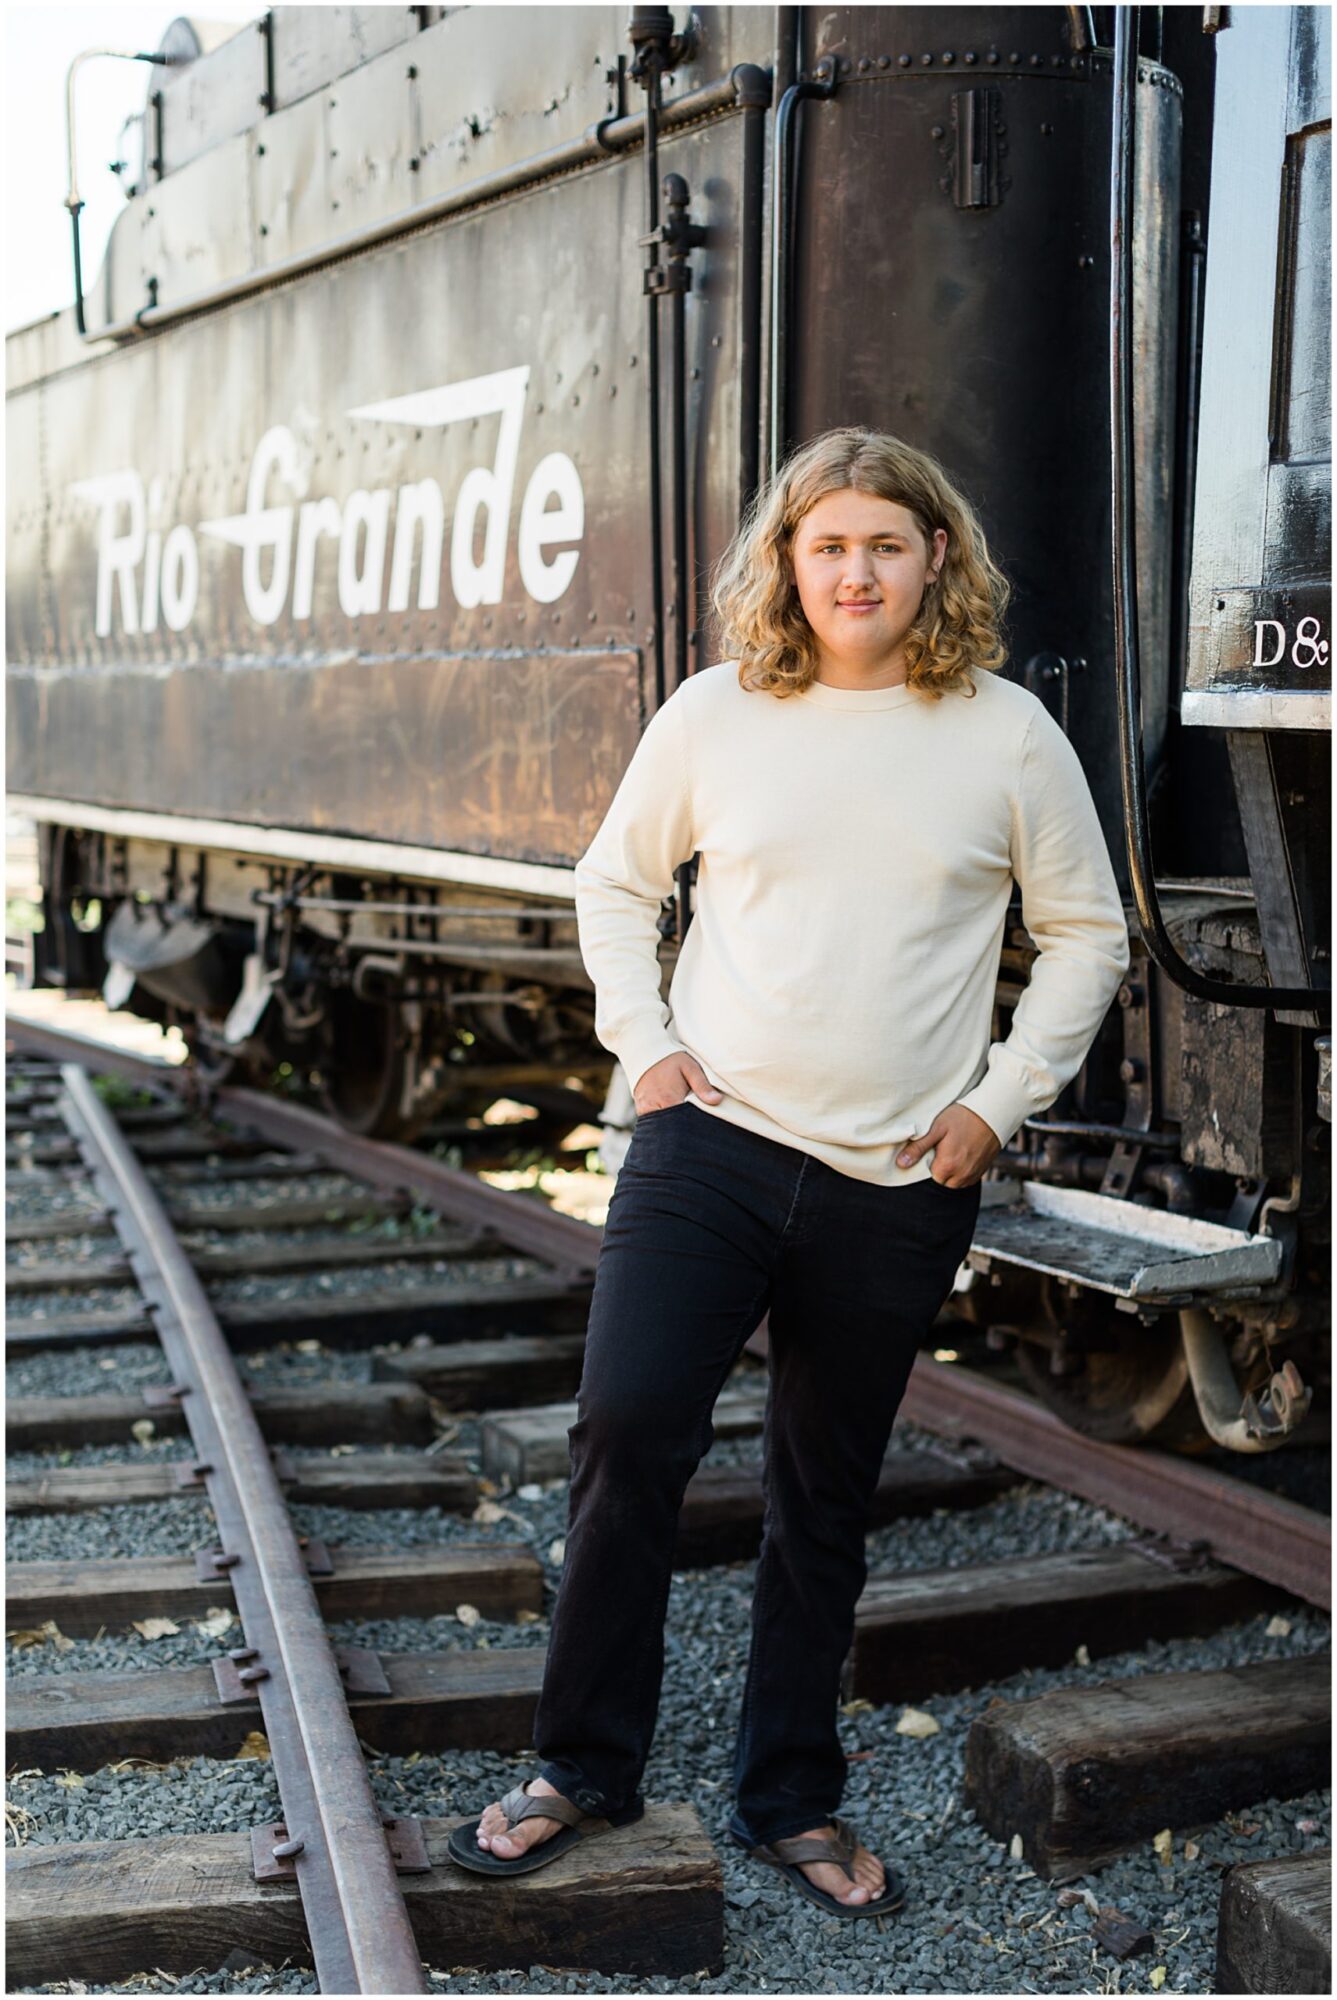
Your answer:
[319,990,413,1139]
[1013,1304,1203,1447]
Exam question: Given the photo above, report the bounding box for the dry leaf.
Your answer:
[295,1339,323,1354]
[841,1699,874,1717]
[472,1500,505,1524]
[328,1443,355,1457]
[894,1706,940,1739]
[1009,1833,1024,1861]
[1184,1839,1200,1861]
[1074,1643,1091,1666]
[98,1356,118,1370]
[236,1732,270,1761]
[548,1537,567,1565]
[1265,1613,1292,1637]
[515,1608,543,1624]
[132,1617,180,1640]
[54,1770,85,1790]
[195,1605,236,1638]
[8,1620,75,1653]
[517,1484,545,1502]
[455,1603,481,1627]
[1153,1827,1173,1865]
[130,1418,156,1447]
[1149,1969,1167,1990]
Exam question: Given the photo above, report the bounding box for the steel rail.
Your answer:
[210,1083,602,1279]
[901,1353,1331,1612]
[6,1015,601,1276]
[12,1016,1328,1606]
[54,1065,427,1994]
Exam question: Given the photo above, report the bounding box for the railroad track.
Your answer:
[5,1020,1331,1995]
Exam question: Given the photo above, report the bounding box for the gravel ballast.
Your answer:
[8,1092,1328,1993]
[8,1431,1330,1996]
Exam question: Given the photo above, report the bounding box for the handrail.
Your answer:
[64,47,173,335]
[1107,6,1329,1022]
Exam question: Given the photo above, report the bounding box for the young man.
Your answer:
[450,431,1130,1919]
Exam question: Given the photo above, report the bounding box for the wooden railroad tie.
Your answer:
[5,1272,591,1354]
[7,1381,435,1450]
[9,1646,548,1770]
[6,1449,477,1516]
[673,1444,1017,1568]
[372,1333,589,1410]
[480,1383,769,1484]
[6,1223,487,1291]
[843,1540,1289,1703]
[6,1543,544,1637]
[962,1651,1331,1880]
[6,1803,724,1986]
[1215,1849,1332,1996]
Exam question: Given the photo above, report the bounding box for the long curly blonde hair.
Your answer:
[710,428,1011,701]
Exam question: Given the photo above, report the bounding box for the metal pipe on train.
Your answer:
[7,6,1330,1451]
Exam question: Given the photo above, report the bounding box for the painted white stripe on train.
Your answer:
[8,797,577,899]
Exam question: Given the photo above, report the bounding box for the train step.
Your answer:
[969,1177,1283,1300]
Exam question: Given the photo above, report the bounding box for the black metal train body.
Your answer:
[7,5,1330,1454]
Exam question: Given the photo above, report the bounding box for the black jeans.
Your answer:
[532,1100,981,1850]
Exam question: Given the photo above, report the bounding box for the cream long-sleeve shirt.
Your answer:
[573,660,1131,1188]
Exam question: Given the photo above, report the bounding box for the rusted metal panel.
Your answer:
[269,6,426,114]
[786,6,1182,892]
[94,7,771,334]
[7,107,749,865]
[8,650,641,864]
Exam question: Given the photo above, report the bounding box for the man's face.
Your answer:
[790,489,945,670]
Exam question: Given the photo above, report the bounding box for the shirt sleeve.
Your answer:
[955,703,1131,1150]
[573,688,696,1095]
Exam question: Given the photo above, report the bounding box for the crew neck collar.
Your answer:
[797,677,922,711]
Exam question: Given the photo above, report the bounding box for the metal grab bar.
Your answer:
[1107,6,1330,1022]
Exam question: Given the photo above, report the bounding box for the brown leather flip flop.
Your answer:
[749,1816,907,1920]
[447,1780,642,1877]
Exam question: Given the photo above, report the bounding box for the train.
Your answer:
[6,4,1330,1455]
